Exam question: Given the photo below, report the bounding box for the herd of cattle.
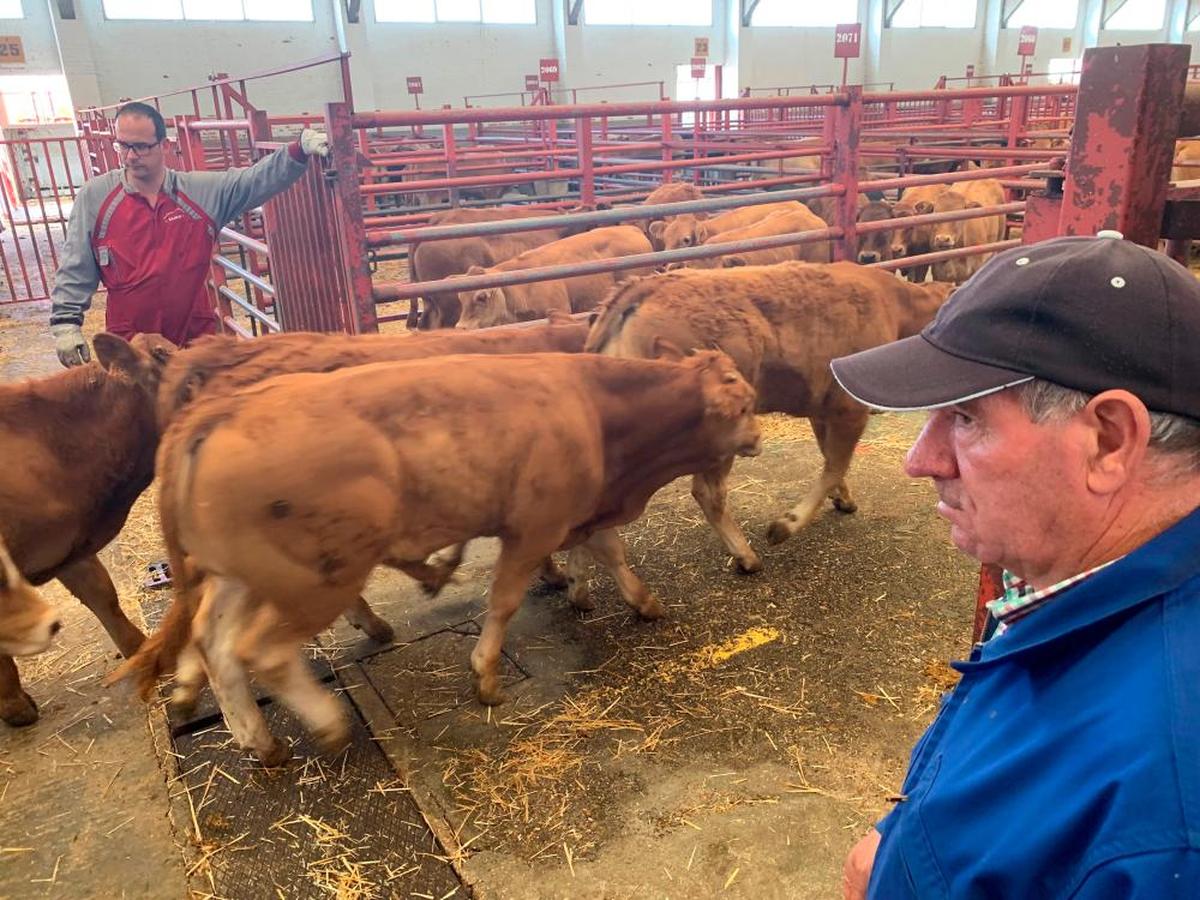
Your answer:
[0,169,982,767]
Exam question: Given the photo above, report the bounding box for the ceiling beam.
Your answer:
[884,0,908,28]
[1101,0,1130,28]
[55,0,76,19]
[741,0,762,28]
[568,0,585,26]
[1189,0,1200,31]
[1000,0,1026,28]
[344,0,360,24]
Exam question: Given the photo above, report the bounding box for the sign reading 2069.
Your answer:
[0,36,24,65]
[834,24,861,59]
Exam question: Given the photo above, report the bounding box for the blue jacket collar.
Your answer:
[958,504,1200,669]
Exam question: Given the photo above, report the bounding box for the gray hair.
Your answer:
[1015,379,1200,475]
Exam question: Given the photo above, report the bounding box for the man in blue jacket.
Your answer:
[830,231,1200,899]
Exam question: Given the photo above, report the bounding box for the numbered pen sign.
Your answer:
[1018,26,1038,57]
[539,58,560,83]
[525,74,540,91]
[966,64,976,78]
[0,36,24,65]
[406,76,423,95]
[691,57,706,79]
[694,37,709,58]
[834,24,861,59]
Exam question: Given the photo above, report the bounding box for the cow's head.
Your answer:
[855,200,896,265]
[657,213,710,251]
[888,202,916,258]
[930,192,974,251]
[455,267,510,329]
[94,332,178,399]
[0,539,60,657]
[657,343,761,459]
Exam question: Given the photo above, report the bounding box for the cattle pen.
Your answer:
[3,35,1200,900]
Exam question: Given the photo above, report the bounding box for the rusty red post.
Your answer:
[974,564,1004,643]
[326,101,378,333]
[1059,44,1190,246]
[1005,93,1029,170]
[831,85,861,263]
[577,115,595,205]
[442,121,459,207]
[660,111,673,183]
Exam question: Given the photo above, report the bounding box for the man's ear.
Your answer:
[1083,390,1152,495]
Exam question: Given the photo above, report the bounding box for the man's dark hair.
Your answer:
[115,101,167,142]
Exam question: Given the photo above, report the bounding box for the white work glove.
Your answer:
[299,128,330,158]
[51,322,90,368]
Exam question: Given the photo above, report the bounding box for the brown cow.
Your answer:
[856,200,902,265]
[653,200,803,252]
[639,181,705,250]
[929,179,1007,283]
[1172,139,1200,183]
[586,263,954,571]
[111,351,761,764]
[408,207,580,330]
[0,537,60,659]
[456,226,653,329]
[688,206,831,269]
[804,192,869,228]
[0,334,174,726]
[892,183,952,282]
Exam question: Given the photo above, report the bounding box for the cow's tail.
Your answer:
[104,431,208,700]
[582,278,652,354]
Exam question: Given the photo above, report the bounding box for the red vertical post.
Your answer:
[442,121,459,208]
[577,115,595,206]
[1005,93,1029,172]
[831,85,862,263]
[1059,44,1189,246]
[325,101,377,334]
[660,112,673,183]
[973,564,1004,642]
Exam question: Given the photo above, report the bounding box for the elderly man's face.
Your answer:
[904,389,1091,579]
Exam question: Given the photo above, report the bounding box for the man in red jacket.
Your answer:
[50,101,328,366]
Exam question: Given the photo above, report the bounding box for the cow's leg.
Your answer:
[809,418,857,513]
[564,546,595,611]
[582,529,664,620]
[767,409,869,545]
[691,457,762,574]
[341,596,394,644]
[245,612,349,757]
[199,576,287,767]
[55,554,145,657]
[0,655,37,727]
[389,558,457,598]
[912,262,931,283]
[471,544,544,705]
[170,641,206,716]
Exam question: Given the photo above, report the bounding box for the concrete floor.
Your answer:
[0,299,977,899]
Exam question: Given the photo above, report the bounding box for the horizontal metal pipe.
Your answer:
[871,238,1022,271]
[371,225,844,302]
[214,254,276,296]
[854,202,1025,238]
[182,118,251,131]
[353,95,846,128]
[221,315,255,339]
[219,226,269,257]
[218,285,280,331]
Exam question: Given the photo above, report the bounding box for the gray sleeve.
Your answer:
[49,182,103,327]
[177,145,308,227]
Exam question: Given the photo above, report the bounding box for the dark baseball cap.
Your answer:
[830,232,1200,419]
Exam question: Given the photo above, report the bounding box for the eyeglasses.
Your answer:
[113,140,162,157]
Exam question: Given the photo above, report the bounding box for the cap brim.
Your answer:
[830,335,1034,412]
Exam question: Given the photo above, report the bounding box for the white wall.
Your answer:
[8,0,1198,118]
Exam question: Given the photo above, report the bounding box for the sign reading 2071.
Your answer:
[834,23,861,59]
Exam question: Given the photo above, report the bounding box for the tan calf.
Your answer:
[0,537,60,659]
[929,179,1007,283]
[892,183,952,282]
[688,206,832,269]
[456,225,653,329]
[653,200,804,252]
[112,351,760,764]
[586,263,954,572]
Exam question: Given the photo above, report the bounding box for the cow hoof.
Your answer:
[359,618,395,644]
[315,725,351,758]
[765,520,794,545]
[567,583,595,612]
[735,554,763,575]
[832,497,858,514]
[255,741,291,769]
[1,691,39,727]
[636,597,666,621]
[540,569,570,592]
[170,688,198,718]
[475,678,507,707]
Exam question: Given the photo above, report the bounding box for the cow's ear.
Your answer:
[652,337,687,362]
[94,333,140,377]
[465,265,486,276]
[695,223,709,243]
[966,200,982,209]
[648,220,666,241]
[915,200,935,214]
